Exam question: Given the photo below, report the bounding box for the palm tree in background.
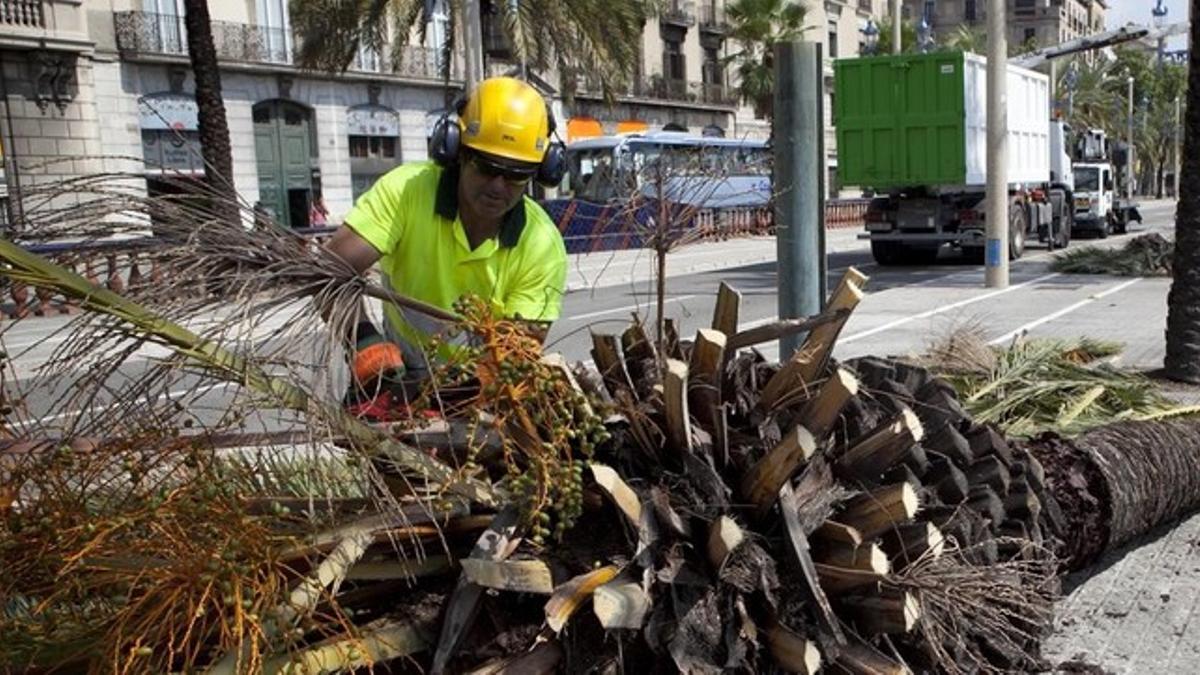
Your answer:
[874,17,917,54]
[723,0,808,120]
[942,25,984,54]
[288,0,659,100]
[182,0,234,202]
[1164,16,1200,382]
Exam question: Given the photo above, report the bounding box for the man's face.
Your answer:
[458,150,536,220]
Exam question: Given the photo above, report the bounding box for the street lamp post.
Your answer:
[862,18,880,56]
[892,0,902,54]
[1175,96,1182,199]
[985,0,1008,288]
[917,14,933,54]
[1064,61,1078,117]
[1153,0,1169,69]
[1127,75,1135,200]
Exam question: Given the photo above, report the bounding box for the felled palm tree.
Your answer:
[1164,17,1200,383]
[289,0,657,99]
[724,0,808,120]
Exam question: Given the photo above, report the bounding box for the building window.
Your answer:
[349,135,398,159]
[1024,27,1036,43]
[664,39,685,81]
[828,20,838,58]
[965,0,977,22]
[702,47,722,84]
[347,104,401,201]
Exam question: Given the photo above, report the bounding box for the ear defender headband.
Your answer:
[428,91,567,188]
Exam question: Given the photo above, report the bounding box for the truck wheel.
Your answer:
[1009,205,1027,260]
[1056,210,1072,249]
[871,240,905,266]
[1099,214,1111,239]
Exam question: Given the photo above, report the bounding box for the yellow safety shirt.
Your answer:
[344,160,567,372]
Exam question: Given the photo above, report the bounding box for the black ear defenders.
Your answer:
[428,91,567,188]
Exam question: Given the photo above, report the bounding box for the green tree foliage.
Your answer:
[289,0,658,99]
[875,16,917,54]
[1060,48,1187,197]
[942,25,985,55]
[723,0,808,120]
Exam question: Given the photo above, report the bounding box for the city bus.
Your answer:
[541,131,772,253]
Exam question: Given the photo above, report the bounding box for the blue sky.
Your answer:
[1108,0,1187,48]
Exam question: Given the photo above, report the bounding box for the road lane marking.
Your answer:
[839,272,1063,344]
[987,277,1143,346]
[31,381,232,424]
[567,294,698,322]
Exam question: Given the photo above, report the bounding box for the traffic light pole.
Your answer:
[773,41,825,360]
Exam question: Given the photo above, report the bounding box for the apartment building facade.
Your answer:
[906,0,1107,53]
[0,0,890,227]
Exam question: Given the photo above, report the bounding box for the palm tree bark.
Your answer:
[183,0,236,202]
[1024,420,1200,570]
[1164,16,1200,383]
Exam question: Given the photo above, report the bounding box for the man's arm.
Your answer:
[325,225,382,275]
[319,225,379,338]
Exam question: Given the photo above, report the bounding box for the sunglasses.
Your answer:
[465,152,535,185]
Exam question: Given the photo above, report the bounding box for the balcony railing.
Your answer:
[352,44,452,80]
[662,1,696,27]
[575,74,737,107]
[115,11,448,79]
[698,4,728,34]
[1,0,42,28]
[115,11,292,63]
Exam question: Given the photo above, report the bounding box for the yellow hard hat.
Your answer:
[459,77,550,166]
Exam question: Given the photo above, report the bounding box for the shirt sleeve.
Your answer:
[342,165,417,255]
[504,213,568,322]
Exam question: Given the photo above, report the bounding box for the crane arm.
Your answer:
[1010,22,1188,69]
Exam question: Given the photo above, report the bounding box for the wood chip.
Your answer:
[707,515,745,569]
[544,565,620,633]
[460,559,555,595]
[590,462,642,528]
[593,579,652,630]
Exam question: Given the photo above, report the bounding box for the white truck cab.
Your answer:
[1072,162,1116,238]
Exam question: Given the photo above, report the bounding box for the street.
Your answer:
[549,199,1178,371]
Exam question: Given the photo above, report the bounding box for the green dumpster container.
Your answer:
[834,51,1050,190]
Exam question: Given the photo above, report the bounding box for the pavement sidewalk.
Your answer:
[565,227,864,292]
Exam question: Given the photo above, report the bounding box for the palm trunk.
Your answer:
[183,0,236,202]
[1024,420,1200,570]
[1164,16,1200,383]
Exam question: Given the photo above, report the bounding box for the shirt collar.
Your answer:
[435,163,527,248]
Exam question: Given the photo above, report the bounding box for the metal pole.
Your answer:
[892,0,902,54]
[773,41,824,359]
[1049,59,1057,118]
[1175,95,1181,199]
[463,0,484,91]
[1127,76,1135,200]
[985,0,1008,288]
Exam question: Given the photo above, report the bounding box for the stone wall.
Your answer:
[0,49,106,216]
